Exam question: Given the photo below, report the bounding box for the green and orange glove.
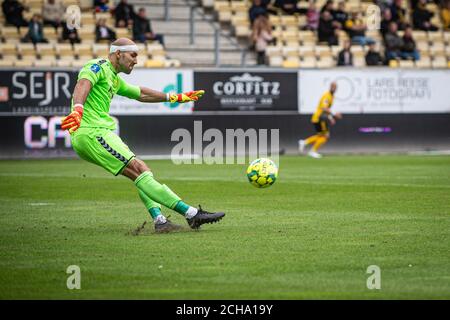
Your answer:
[61,104,84,133]
[168,90,205,103]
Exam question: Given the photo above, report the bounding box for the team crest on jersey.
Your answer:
[90,64,101,73]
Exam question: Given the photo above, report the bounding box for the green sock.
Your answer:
[135,171,181,210]
[174,200,198,218]
[174,201,189,215]
[149,207,162,219]
[138,190,163,220]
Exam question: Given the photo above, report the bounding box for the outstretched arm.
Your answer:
[137,87,205,104]
[137,86,167,103]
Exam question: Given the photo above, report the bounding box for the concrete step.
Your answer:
[165,35,240,50]
[168,50,257,67]
[130,4,200,20]
[129,0,255,67]
[130,0,190,6]
[152,20,217,35]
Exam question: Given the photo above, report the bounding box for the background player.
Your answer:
[298,82,342,158]
[61,38,225,233]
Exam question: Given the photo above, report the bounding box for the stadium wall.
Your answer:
[0,68,449,158]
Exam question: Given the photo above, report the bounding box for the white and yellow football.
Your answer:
[246,158,278,188]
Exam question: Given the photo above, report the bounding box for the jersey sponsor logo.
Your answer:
[98,59,107,65]
[90,64,101,73]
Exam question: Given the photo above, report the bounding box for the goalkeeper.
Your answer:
[61,38,225,233]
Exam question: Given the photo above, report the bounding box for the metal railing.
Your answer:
[186,1,249,67]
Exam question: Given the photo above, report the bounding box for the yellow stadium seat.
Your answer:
[81,13,96,26]
[56,43,75,58]
[429,44,446,57]
[214,0,230,11]
[353,56,366,67]
[72,59,88,68]
[19,26,29,38]
[298,15,307,27]
[299,56,317,68]
[299,46,315,57]
[34,58,56,67]
[115,27,131,39]
[1,27,21,42]
[15,58,35,67]
[0,43,17,58]
[36,43,55,58]
[301,39,316,48]
[235,25,251,38]
[23,0,43,11]
[389,59,399,68]
[282,46,299,58]
[280,15,298,27]
[330,45,342,57]
[79,0,94,11]
[315,45,331,55]
[217,4,232,23]
[282,58,300,68]
[147,43,166,58]
[415,56,431,68]
[444,31,450,42]
[78,55,94,62]
[316,56,334,68]
[412,30,427,42]
[269,55,283,67]
[269,15,281,27]
[55,59,74,67]
[145,59,165,68]
[427,31,443,42]
[416,40,429,52]
[0,60,13,67]
[74,43,93,57]
[266,45,282,57]
[399,60,415,68]
[18,43,37,58]
[164,59,181,68]
[43,27,59,41]
[432,56,447,68]
[93,43,109,58]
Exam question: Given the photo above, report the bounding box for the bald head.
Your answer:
[108,38,139,74]
[111,38,136,46]
[330,81,337,94]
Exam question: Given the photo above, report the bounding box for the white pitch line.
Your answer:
[0,173,448,189]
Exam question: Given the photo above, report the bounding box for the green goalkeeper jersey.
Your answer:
[73,58,141,130]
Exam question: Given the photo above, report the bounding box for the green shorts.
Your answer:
[71,127,135,176]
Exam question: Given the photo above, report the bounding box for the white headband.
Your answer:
[110,44,139,53]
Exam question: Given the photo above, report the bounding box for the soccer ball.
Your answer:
[246,158,278,188]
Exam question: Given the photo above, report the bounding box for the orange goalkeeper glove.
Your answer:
[168,90,205,103]
[61,104,84,133]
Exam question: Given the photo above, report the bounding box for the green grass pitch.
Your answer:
[0,155,449,299]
